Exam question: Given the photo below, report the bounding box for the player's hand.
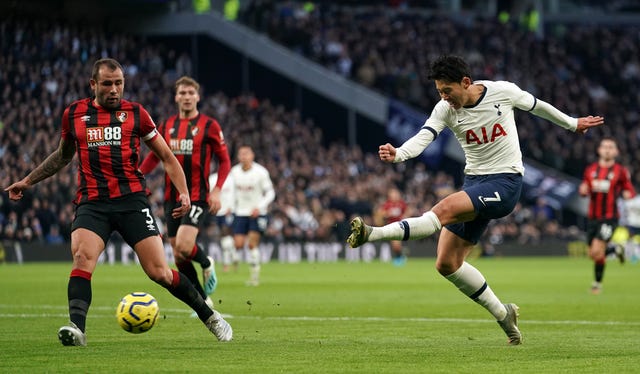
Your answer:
[4,179,30,201]
[575,116,604,135]
[379,143,397,163]
[578,182,589,197]
[172,193,191,218]
[207,188,221,214]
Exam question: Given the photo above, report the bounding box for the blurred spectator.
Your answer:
[240,2,639,192]
[45,224,65,244]
[2,9,630,253]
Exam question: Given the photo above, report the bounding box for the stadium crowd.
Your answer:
[0,8,604,251]
[240,1,640,185]
[0,15,442,246]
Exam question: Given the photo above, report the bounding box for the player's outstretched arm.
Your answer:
[575,116,605,135]
[146,135,191,218]
[4,139,75,200]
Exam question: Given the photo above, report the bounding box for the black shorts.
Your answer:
[72,192,160,247]
[586,219,618,244]
[164,200,209,237]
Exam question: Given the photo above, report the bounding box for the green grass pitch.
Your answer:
[0,257,639,373]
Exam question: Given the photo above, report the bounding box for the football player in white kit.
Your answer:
[209,172,236,272]
[347,55,604,345]
[229,145,275,286]
[622,195,640,263]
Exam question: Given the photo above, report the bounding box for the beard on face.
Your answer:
[97,94,121,109]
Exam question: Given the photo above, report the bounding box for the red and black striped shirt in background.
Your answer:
[61,98,158,204]
[153,114,230,203]
[581,162,635,220]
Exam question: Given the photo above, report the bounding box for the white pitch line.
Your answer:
[0,305,638,326]
[241,316,640,326]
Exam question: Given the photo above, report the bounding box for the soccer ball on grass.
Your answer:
[116,292,159,333]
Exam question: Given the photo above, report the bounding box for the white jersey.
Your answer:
[229,161,275,216]
[394,80,578,175]
[209,172,235,217]
[625,196,640,228]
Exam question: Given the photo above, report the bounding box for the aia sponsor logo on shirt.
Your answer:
[465,123,507,144]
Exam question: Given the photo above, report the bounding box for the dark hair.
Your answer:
[92,58,124,81]
[427,55,471,83]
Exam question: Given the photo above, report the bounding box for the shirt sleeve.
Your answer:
[620,166,636,197]
[208,120,231,189]
[139,106,159,141]
[394,101,448,162]
[61,106,73,141]
[139,152,160,174]
[503,81,578,131]
[582,165,592,193]
[258,169,276,212]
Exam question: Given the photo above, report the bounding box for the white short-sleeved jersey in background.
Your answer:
[229,161,275,216]
[394,80,578,175]
[625,195,640,229]
[209,172,235,217]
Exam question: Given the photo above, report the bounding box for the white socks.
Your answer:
[368,211,442,241]
[248,248,261,283]
[246,248,258,265]
[365,211,507,321]
[445,262,507,321]
[220,235,235,266]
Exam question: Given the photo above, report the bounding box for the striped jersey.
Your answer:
[381,199,407,224]
[61,98,158,204]
[158,114,229,203]
[582,162,635,220]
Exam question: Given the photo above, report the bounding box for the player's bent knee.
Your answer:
[435,261,456,276]
[71,250,98,268]
[172,247,189,263]
[146,267,172,286]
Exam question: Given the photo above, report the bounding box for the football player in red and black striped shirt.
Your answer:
[5,58,232,345]
[140,76,231,306]
[579,137,635,294]
[379,187,408,266]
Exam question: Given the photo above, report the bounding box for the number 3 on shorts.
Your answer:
[141,208,156,231]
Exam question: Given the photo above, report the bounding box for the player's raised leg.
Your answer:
[347,211,442,248]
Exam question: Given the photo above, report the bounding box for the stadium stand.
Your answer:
[3,1,635,258]
[0,15,446,249]
[238,1,640,186]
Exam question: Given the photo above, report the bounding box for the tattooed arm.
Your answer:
[4,138,76,201]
